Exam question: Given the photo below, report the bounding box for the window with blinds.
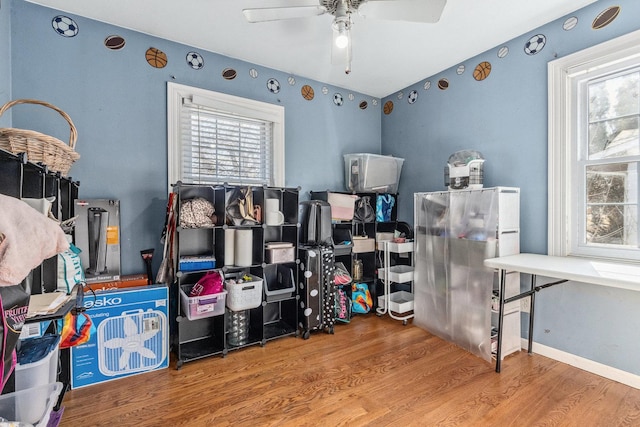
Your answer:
[180,101,273,185]
[167,83,285,189]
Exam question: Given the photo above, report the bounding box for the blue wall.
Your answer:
[382,0,640,375]
[7,0,381,275]
[0,0,11,123]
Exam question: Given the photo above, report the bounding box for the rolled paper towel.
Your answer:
[224,228,235,266]
[234,229,253,267]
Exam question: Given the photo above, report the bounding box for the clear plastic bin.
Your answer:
[180,285,226,320]
[0,382,63,426]
[344,153,404,193]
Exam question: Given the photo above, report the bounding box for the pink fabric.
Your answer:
[0,194,69,286]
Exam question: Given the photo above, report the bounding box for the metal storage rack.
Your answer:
[376,240,414,325]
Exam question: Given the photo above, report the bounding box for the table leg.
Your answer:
[495,268,507,373]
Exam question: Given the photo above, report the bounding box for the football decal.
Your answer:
[104,35,125,50]
[222,68,237,80]
[592,6,621,30]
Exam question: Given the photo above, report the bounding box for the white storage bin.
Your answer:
[180,285,227,320]
[16,334,60,392]
[226,274,263,311]
[0,382,63,427]
[344,153,404,193]
[378,265,414,282]
[378,291,414,314]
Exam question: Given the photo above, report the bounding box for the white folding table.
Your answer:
[484,253,640,372]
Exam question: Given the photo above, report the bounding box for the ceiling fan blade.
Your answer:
[243,5,327,23]
[359,0,447,23]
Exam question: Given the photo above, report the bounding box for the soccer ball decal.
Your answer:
[524,34,546,55]
[52,15,78,37]
[186,52,204,70]
[333,93,344,106]
[267,78,280,94]
[407,90,418,104]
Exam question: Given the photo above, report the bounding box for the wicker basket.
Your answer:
[0,99,79,175]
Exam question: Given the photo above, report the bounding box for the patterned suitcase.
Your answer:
[298,245,335,339]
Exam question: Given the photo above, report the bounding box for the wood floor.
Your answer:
[59,314,640,426]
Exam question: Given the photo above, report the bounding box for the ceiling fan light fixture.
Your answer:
[333,15,351,49]
[335,28,349,49]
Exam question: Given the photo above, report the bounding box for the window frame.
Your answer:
[548,29,640,262]
[167,82,285,191]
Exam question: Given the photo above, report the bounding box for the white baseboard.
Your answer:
[520,338,640,390]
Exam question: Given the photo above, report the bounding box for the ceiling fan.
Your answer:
[243,0,447,74]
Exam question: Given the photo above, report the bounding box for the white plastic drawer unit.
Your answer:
[98,308,168,376]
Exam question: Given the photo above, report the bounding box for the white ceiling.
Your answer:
[26,0,598,98]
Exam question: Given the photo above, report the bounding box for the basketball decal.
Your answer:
[497,46,509,58]
[437,78,449,90]
[52,15,78,37]
[301,85,314,101]
[423,81,432,90]
[145,47,167,68]
[456,65,465,75]
[222,68,237,80]
[359,101,368,110]
[473,62,492,81]
[524,34,546,55]
[104,35,125,50]
[383,101,394,115]
[186,52,204,70]
[592,6,620,30]
[249,68,258,79]
[563,16,578,31]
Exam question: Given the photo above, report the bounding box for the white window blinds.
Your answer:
[180,99,274,186]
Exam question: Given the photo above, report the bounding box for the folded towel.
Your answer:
[0,194,69,286]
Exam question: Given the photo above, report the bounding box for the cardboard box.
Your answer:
[70,286,169,388]
[86,274,149,293]
[352,236,375,253]
[74,199,121,284]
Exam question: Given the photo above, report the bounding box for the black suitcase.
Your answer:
[299,200,333,246]
[298,245,335,339]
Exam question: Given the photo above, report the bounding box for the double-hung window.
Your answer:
[549,30,640,262]
[167,82,285,189]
